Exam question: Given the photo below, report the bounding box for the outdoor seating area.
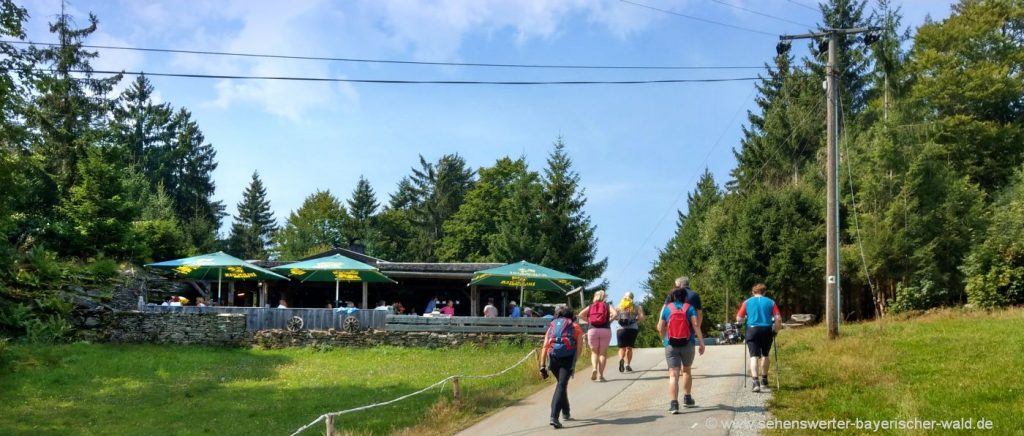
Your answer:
[144,247,586,330]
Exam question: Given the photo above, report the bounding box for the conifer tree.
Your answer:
[538,138,607,283]
[228,171,277,259]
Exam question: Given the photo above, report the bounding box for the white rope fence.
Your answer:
[290,349,538,436]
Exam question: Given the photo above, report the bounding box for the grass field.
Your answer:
[770,308,1024,435]
[0,342,551,435]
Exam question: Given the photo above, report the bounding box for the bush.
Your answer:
[963,169,1024,308]
[888,279,950,314]
[87,257,119,281]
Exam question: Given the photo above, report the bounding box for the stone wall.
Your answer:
[107,312,249,346]
[102,311,542,349]
[253,329,542,349]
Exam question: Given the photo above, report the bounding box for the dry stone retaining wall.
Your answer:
[102,311,542,349]
[252,329,542,349]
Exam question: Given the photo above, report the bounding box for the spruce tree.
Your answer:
[109,75,173,174]
[228,171,277,259]
[346,175,380,246]
[538,138,607,283]
[26,10,121,199]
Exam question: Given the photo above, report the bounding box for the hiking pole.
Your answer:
[773,336,780,391]
[743,338,748,388]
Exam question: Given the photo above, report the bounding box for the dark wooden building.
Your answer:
[239,248,512,316]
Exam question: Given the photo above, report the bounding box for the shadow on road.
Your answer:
[568,414,663,428]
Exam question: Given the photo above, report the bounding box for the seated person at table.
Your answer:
[439,300,456,316]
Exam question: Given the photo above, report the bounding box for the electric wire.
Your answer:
[709,0,815,28]
[63,69,762,85]
[609,85,758,294]
[3,40,766,71]
[785,0,821,12]
[619,0,779,36]
[838,90,879,315]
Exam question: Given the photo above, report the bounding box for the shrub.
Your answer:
[888,279,950,314]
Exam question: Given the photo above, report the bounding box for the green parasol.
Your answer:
[273,254,397,303]
[469,261,585,309]
[146,251,288,302]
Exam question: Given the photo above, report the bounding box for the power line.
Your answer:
[619,0,779,36]
[611,86,758,294]
[4,40,766,71]
[785,0,821,12]
[66,69,761,85]
[709,0,815,28]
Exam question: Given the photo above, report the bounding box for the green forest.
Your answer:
[1,0,1022,344]
[638,0,1024,346]
[0,1,608,340]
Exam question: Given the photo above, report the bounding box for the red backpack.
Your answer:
[665,302,692,347]
[588,301,609,328]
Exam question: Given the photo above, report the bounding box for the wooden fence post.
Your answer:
[452,377,461,402]
[325,415,335,436]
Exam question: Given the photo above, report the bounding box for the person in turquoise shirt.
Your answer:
[736,283,782,393]
[657,293,705,413]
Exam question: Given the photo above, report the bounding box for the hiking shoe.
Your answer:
[619,359,625,373]
[761,376,769,387]
[590,370,598,381]
[562,412,572,421]
[549,419,563,429]
[599,376,607,382]
[683,395,696,408]
[668,400,679,414]
[625,365,633,372]
[752,379,761,393]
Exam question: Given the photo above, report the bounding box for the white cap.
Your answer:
[510,301,517,306]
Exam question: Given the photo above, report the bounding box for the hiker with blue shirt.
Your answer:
[736,283,782,393]
[540,304,583,429]
[657,290,705,414]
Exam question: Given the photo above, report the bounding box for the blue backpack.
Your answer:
[548,318,576,359]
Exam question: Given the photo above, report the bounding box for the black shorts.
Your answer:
[616,328,639,348]
[745,326,775,357]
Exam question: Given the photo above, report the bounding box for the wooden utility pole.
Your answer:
[825,32,840,340]
[779,27,879,340]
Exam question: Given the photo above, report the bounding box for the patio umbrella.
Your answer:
[469,261,585,309]
[146,251,288,302]
[272,254,397,304]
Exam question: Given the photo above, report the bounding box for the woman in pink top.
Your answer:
[439,300,455,316]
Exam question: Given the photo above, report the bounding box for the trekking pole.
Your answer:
[743,339,748,388]
[773,337,780,391]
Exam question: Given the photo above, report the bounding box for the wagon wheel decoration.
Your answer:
[343,315,360,333]
[286,315,304,332]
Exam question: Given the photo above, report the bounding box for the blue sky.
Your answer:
[22,0,956,303]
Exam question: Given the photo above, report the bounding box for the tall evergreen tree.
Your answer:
[25,10,121,201]
[538,138,607,283]
[168,108,225,241]
[808,0,872,117]
[730,53,821,191]
[346,176,379,247]
[228,171,277,259]
[109,75,173,175]
[402,154,475,261]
